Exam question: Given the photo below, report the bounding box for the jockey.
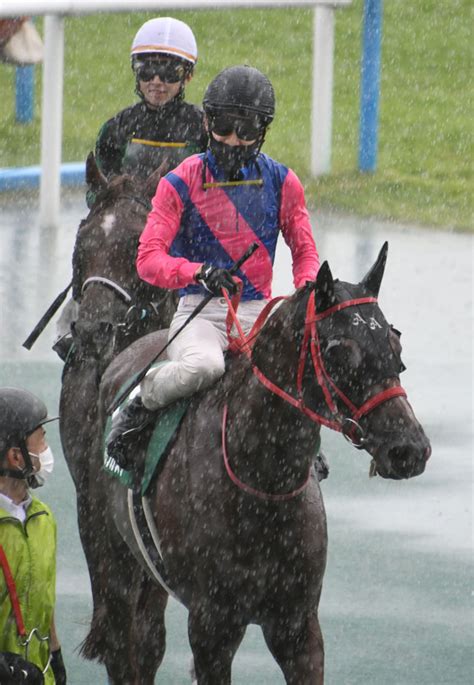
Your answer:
[86,16,207,206]
[107,65,328,479]
[55,17,207,361]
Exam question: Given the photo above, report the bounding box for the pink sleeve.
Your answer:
[136,177,203,289]
[280,169,320,288]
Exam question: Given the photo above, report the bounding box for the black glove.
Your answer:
[0,652,44,684]
[196,264,237,296]
[50,649,66,685]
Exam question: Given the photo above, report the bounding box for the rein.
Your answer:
[222,404,312,501]
[220,288,407,500]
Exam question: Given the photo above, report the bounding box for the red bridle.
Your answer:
[224,288,407,446]
[220,287,407,501]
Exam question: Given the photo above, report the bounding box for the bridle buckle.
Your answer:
[341,418,366,449]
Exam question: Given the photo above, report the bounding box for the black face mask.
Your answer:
[208,136,260,180]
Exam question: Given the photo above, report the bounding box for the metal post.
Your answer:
[39,14,64,228]
[15,66,35,123]
[358,0,383,172]
[311,4,335,176]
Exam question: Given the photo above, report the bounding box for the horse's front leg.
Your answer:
[261,611,324,685]
[188,602,247,685]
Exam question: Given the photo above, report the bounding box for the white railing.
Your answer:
[0,0,352,228]
[0,1,351,14]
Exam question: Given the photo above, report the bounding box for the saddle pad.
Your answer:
[142,397,189,494]
[103,397,190,495]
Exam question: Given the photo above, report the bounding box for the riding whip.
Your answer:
[22,281,73,350]
[107,242,259,415]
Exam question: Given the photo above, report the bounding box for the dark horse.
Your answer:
[81,243,431,684]
[59,154,175,655]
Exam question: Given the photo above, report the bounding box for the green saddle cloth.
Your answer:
[103,396,190,495]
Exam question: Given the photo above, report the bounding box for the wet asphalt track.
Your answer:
[0,190,472,684]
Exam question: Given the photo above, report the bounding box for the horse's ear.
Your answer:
[361,241,388,297]
[85,151,107,190]
[144,158,171,200]
[314,261,336,311]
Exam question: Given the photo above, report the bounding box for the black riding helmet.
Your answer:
[203,66,275,178]
[203,65,275,124]
[0,387,58,480]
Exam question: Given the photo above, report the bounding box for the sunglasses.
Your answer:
[135,60,187,84]
[209,113,267,142]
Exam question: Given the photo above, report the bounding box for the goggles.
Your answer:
[134,59,188,84]
[209,112,267,142]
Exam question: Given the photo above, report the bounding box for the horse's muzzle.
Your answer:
[371,438,432,480]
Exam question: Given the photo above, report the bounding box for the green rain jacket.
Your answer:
[0,496,57,684]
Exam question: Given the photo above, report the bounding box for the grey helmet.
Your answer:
[203,65,275,124]
[0,387,57,480]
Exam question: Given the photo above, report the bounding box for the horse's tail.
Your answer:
[80,604,108,663]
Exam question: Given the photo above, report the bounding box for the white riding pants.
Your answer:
[141,294,267,410]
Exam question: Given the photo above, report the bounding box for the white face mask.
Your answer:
[29,446,54,487]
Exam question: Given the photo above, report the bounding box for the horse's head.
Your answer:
[70,153,175,368]
[252,243,431,480]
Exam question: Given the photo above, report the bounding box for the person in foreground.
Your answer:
[108,65,329,480]
[0,388,67,684]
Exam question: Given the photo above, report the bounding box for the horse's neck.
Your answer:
[225,368,319,494]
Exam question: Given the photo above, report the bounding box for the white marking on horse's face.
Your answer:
[101,212,116,236]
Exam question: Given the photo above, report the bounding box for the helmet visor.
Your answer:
[134,58,189,84]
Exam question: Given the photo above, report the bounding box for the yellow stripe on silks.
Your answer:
[203,180,264,189]
[131,138,188,148]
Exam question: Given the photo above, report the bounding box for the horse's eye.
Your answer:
[323,337,362,369]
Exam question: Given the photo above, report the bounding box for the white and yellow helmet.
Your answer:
[131,17,198,65]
